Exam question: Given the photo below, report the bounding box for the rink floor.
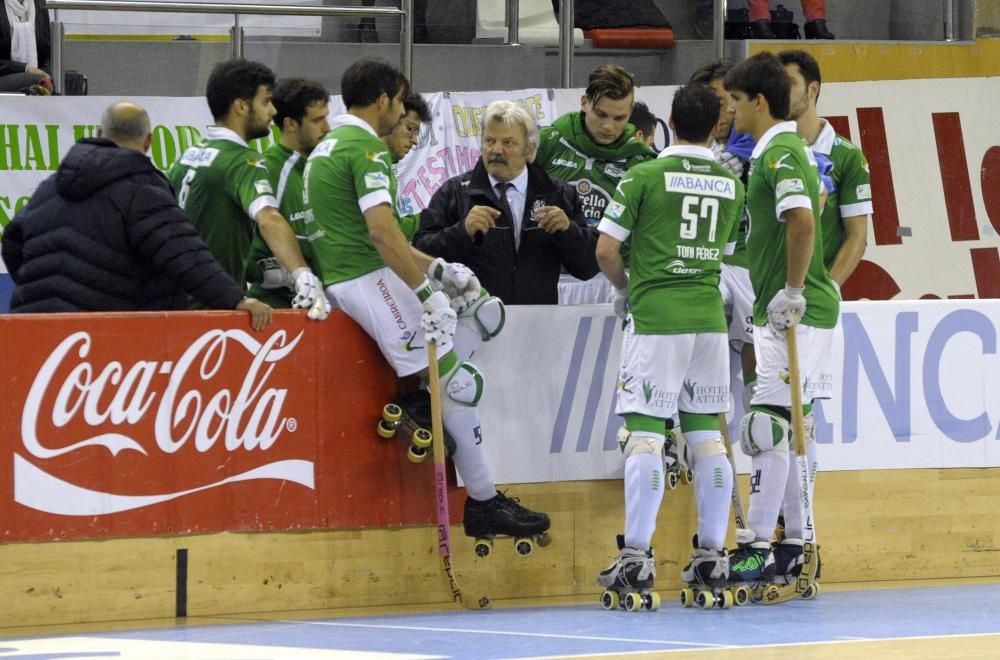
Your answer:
[2,580,1000,659]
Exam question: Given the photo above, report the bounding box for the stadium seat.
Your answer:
[475,0,585,46]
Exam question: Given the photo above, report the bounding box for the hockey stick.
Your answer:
[718,414,747,530]
[762,327,819,605]
[426,340,491,610]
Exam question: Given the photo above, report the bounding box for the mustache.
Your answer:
[488,156,507,165]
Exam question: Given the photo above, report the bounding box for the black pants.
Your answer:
[0,71,44,93]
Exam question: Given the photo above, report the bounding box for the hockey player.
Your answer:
[385,92,432,241]
[772,48,870,583]
[537,64,656,303]
[168,59,327,319]
[305,58,549,542]
[595,83,744,608]
[244,77,330,308]
[722,52,838,586]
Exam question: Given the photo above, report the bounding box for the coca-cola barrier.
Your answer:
[0,310,464,543]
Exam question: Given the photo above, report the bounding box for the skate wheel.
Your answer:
[667,471,679,490]
[474,539,492,558]
[679,587,695,608]
[406,444,428,463]
[536,532,552,548]
[681,469,694,485]
[382,403,403,423]
[731,585,749,606]
[750,587,765,603]
[645,592,661,610]
[624,592,643,612]
[802,582,821,600]
[761,585,781,602]
[719,590,734,610]
[411,428,432,448]
[601,590,619,610]
[514,538,534,556]
[376,419,397,439]
[696,589,714,609]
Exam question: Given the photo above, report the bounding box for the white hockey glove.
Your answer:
[766,285,806,332]
[612,281,630,320]
[711,141,745,178]
[416,279,458,345]
[427,257,481,304]
[291,267,321,306]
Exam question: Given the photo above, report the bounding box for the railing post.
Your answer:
[559,0,573,87]
[506,0,519,45]
[400,0,413,81]
[944,0,955,41]
[230,13,243,59]
[714,0,726,60]
[50,12,64,95]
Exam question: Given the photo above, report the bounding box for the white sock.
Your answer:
[442,407,496,501]
[782,440,819,542]
[747,449,789,542]
[623,433,665,551]
[685,430,733,551]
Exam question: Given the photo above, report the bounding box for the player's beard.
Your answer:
[246,113,272,141]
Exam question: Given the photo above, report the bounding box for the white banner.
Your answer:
[473,299,1000,484]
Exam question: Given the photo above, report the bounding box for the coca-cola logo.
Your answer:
[14,329,314,516]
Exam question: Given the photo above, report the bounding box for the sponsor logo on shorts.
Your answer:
[376,278,408,332]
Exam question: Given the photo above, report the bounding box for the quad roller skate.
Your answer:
[463,491,551,558]
[376,390,454,463]
[728,529,780,603]
[663,419,693,489]
[679,536,748,609]
[598,535,661,612]
[773,538,821,599]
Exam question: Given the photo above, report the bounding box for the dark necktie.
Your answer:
[496,182,518,249]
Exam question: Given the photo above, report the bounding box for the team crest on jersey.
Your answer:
[775,178,805,197]
[365,172,390,190]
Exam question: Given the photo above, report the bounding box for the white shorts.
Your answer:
[615,322,730,418]
[751,323,837,407]
[327,267,446,377]
[719,263,754,352]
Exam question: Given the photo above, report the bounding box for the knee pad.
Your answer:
[687,436,727,466]
[460,291,505,341]
[443,360,485,407]
[616,427,665,460]
[738,410,790,457]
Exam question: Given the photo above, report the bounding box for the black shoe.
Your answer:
[750,19,776,38]
[463,491,550,538]
[804,19,835,39]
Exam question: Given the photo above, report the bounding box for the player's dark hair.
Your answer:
[688,60,733,86]
[723,52,790,121]
[206,58,276,122]
[671,83,720,143]
[272,78,330,130]
[404,92,431,123]
[341,57,410,109]
[585,64,636,104]
[777,49,823,102]
[628,101,656,137]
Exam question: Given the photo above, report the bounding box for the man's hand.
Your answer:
[612,286,629,320]
[464,205,501,239]
[766,285,806,331]
[236,297,273,331]
[428,257,481,301]
[421,290,457,345]
[532,206,571,233]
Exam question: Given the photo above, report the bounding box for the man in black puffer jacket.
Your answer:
[1,101,271,329]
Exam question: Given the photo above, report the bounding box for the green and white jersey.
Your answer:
[745,122,839,329]
[811,120,873,266]
[168,126,277,287]
[245,143,317,308]
[537,111,656,226]
[597,145,744,335]
[305,114,398,286]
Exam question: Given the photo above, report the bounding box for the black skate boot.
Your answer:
[773,538,822,599]
[376,389,455,462]
[680,535,746,609]
[598,535,660,611]
[464,491,551,557]
[729,529,778,602]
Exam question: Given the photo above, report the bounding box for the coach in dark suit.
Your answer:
[414,100,599,305]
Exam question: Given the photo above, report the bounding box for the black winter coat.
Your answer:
[1,138,247,313]
[414,160,599,305]
[0,0,50,76]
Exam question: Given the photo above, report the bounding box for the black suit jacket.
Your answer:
[0,0,50,76]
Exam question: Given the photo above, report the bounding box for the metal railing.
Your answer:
[45,0,410,94]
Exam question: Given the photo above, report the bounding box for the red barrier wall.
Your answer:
[0,310,464,543]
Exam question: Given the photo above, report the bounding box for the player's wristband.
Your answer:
[413,278,434,302]
[784,284,805,298]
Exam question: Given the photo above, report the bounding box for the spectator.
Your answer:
[385,91,432,241]
[245,77,331,309]
[1,101,272,329]
[628,100,657,149]
[695,1,834,40]
[414,100,598,305]
[359,0,429,43]
[0,0,52,93]
[168,59,328,320]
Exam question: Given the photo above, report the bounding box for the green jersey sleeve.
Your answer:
[766,144,816,222]
[226,154,277,222]
[833,140,873,218]
[349,144,394,213]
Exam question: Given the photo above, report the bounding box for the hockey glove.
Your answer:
[612,284,630,321]
[766,285,806,332]
[712,140,745,178]
[415,279,458,345]
[291,268,322,307]
[427,257,481,304]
